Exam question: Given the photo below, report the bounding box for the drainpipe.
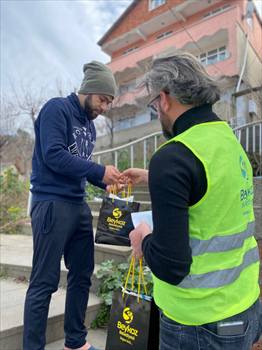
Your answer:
[236,33,249,92]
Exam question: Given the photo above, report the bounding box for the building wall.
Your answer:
[99,0,261,146]
[105,0,261,59]
[108,5,241,78]
[236,23,262,88]
[104,0,186,44]
[106,1,261,77]
[111,1,234,61]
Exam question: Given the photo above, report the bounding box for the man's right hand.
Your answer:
[121,168,149,185]
[102,166,121,185]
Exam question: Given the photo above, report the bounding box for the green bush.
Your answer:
[0,167,27,233]
[0,167,26,197]
[90,259,153,329]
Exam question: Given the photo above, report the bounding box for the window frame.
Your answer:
[156,29,173,41]
[122,45,139,56]
[203,4,230,20]
[196,45,228,66]
[149,0,165,11]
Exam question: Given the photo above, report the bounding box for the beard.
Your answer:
[158,104,174,140]
[84,95,102,121]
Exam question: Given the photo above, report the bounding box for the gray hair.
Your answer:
[141,51,221,106]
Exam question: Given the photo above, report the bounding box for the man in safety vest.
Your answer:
[122,52,261,350]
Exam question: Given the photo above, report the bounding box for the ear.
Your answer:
[159,91,171,112]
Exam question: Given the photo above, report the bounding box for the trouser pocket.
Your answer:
[41,201,55,234]
[197,321,253,350]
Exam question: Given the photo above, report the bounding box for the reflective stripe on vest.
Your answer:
[190,220,255,256]
[178,245,259,289]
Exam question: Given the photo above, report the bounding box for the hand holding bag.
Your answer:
[95,184,140,246]
[105,258,159,350]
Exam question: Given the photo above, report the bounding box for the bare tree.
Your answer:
[51,77,78,98]
[4,77,48,131]
[104,110,119,150]
[0,94,18,135]
[16,129,35,177]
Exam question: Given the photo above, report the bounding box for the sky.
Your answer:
[1,0,262,97]
[1,0,131,94]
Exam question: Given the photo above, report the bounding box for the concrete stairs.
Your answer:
[0,277,102,350]
[0,184,149,350]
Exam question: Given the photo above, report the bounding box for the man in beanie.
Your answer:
[23,61,120,350]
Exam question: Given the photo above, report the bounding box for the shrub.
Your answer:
[0,167,28,233]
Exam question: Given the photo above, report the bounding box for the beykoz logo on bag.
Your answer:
[113,208,122,219]
[123,308,133,324]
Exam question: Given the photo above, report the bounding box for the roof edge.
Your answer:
[97,0,140,47]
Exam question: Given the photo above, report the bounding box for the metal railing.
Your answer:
[233,120,262,176]
[93,131,162,170]
[93,120,262,172]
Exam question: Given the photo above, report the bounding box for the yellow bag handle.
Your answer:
[110,184,130,203]
[126,183,132,205]
[111,184,117,202]
[122,257,147,302]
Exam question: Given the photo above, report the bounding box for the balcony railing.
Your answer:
[93,120,262,174]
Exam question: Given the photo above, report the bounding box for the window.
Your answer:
[122,45,139,56]
[196,45,227,66]
[203,4,230,19]
[149,0,165,11]
[156,29,173,41]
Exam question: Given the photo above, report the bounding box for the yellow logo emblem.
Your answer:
[113,208,122,219]
[123,307,133,324]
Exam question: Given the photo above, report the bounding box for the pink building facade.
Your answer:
[97,0,262,145]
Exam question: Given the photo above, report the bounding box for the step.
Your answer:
[0,233,132,291]
[0,234,103,294]
[0,278,102,350]
[19,223,133,265]
[128,192,151,202]
[131,184,149,192]
[94,243,132,265]
[46,328,108,350]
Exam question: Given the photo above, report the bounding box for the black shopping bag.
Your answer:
[106,258,159,350]
[95,185,140,246]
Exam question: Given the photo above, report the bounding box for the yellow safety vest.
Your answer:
[152,121,259,325]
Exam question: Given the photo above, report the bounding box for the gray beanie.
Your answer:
[78,60,116,99]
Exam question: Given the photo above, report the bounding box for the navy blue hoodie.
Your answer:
[30,93,106,203]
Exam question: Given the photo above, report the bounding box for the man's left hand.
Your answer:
[129,221,152,259]
[106,183,124,194]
